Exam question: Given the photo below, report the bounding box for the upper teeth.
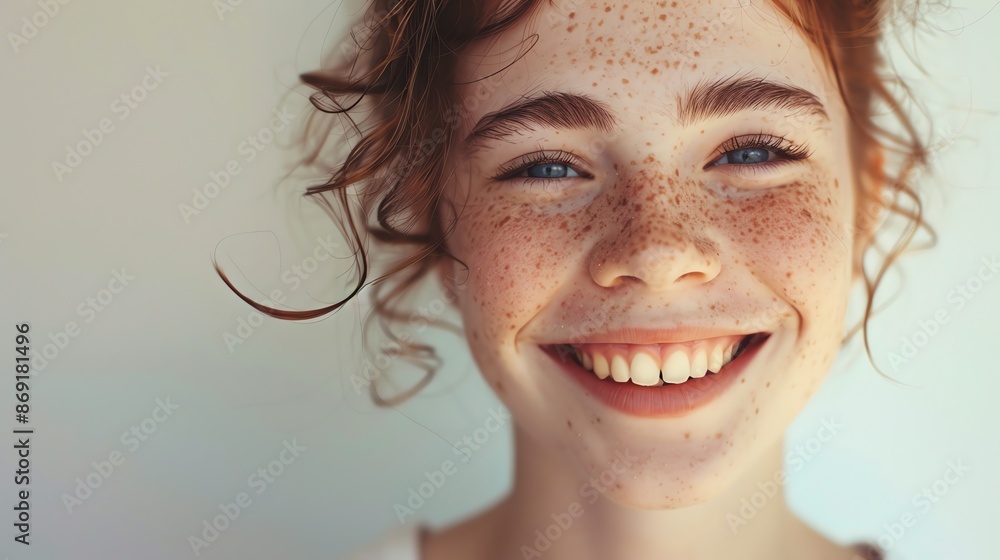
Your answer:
[566,336,749,386]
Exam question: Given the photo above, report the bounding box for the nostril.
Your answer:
[676,271,708,284]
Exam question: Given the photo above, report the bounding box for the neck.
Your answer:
[488,424,811,560]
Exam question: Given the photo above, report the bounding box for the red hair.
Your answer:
[215,0,935,404]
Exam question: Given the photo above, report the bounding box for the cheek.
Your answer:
[723,176,853,395]
[450,200,578,342]
[721,177,852,310]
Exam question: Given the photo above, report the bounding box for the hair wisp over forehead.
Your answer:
[214,0,935,404]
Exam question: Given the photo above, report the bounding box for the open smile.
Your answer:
[541,332,772,418]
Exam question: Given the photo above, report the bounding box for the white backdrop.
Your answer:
[1,1,997,559]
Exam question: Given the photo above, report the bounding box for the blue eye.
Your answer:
[706,134,812,171]
[524,162,581,179]
[713,148,773,165]
[493,150,593,183]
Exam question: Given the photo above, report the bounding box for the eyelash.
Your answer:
[492,150,594,183]
[706,133,813,173]
[492,134,812,183]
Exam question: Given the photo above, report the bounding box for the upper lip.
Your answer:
[546,326,766,346]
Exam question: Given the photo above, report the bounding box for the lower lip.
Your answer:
[543,335,771,418]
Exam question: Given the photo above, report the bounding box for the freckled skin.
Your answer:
[430,0,863,558]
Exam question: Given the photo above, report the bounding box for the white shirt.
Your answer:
[341,524,885,560]
[343,523,421,560]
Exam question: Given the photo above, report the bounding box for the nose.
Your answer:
[588,214,722,292]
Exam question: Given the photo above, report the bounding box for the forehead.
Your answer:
[453,0,834,126]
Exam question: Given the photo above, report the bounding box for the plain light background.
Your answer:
[1,0,997,558]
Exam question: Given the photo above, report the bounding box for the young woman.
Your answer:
[218,0,931,558]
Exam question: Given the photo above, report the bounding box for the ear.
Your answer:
[851,146,886,281]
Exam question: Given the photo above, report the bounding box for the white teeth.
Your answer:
[593,353,610,379]
[629,353,661,386]
[690,348,708,379]
[569,335,757,385]
[707,345,724,373]
[610,355,631,383]
[662,351,691,384]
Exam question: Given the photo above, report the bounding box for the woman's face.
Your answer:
[441,0,857,507]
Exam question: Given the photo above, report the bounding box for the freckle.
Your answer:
[622,78,629,84]
[567,24,577,32]
[684,432,690,439]
[714,432,722,439]
[659,14,667,20]
[693,51,700,57]
[740,378,745,383]
[651,68,659,74]
[766,382,771,388]
[592,82,598,87]
[567,420,573,428]
[569,11,575,18]
[604,5,611,11]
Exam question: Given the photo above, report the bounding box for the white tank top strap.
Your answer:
[342,523,423,560]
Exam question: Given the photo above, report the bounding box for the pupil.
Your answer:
[529,163,567,178]
[732,148,769,164]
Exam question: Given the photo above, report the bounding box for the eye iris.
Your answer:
[527,163,569,178]
[729,148,770,164]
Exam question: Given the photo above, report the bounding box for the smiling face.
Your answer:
[438,0,858,507]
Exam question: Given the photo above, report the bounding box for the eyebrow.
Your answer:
[675,74,828,127]
[462,74,827,150]
[463,91,618,153]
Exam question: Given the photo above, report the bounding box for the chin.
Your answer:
[568,419,784,510]
[497,325,830,503]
